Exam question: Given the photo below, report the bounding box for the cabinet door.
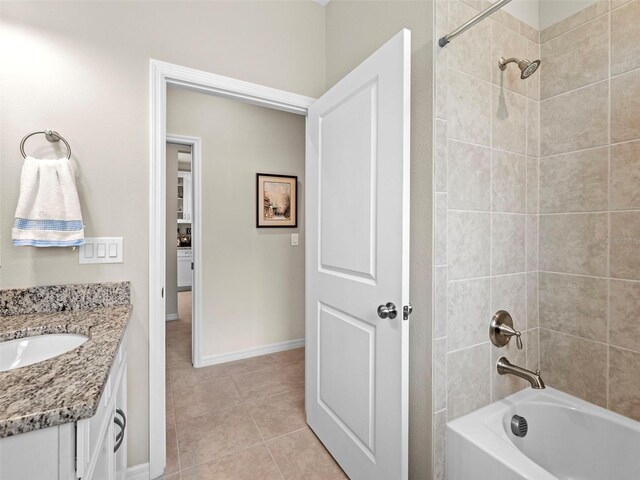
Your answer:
[178,172,192,223]
[114,362,127,480]
[91,421,113,480]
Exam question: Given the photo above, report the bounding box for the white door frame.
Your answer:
[166,134,202,368]
[149,59,315,479]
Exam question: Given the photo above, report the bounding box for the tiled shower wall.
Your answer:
[433,0,640,478]
[537,0,640,421]
[432,1,540,478]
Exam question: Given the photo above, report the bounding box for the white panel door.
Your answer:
[306,29,411,480]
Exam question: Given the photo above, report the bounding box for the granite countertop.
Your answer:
[0,286,131,438]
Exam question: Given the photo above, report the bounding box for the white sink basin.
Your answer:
[0,333,89,372]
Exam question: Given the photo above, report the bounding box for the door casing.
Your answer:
[149,59,314,479]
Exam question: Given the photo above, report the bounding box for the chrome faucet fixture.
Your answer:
[497,357,546,389]
[489,310,523,350]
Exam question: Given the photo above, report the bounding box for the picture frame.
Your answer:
[256,173,298,228]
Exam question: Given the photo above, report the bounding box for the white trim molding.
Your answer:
[199,338,306,367]
[149,59,314,479]
[165,313,179,321]
[126,463,150,480]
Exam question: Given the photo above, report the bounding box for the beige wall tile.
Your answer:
[448,68,491,146]
[435,266,447,338]
[539,272,608,342]
[540,15,609,99]
[433,410,447,480]
[485,2,520,32]
[609,347,640,421]
[492,273,527,328]
[540,80,609,156]
[526,214,538,272]
[612,0,634,8]
[492,150,526,213]
[527,100,540,157]
[610,211,640,280]
[526,157,539,214]
[539,147,609,213]
[609,279,640,352]
[526,41,541,100]
[447,343,490,420]
[435,193,447,266]
[527,272,539,328]
[447,278,491,350]
[520,22,539,44]
[434,338,447,412]
[539,329,607,407]
[611,69,640,143]
[448,210,491,280]
[492,21,528,96]
[492,213,526,275]
[539,213,608,276]
[525,328,539,371]
[435,46,448,120]
[540,1,609,43]
[448,1,492,81]
[611,140,640,210]
[492,86,527,155]
[611,0,640,75]
[435,119,447,192]
[448,140,491,210]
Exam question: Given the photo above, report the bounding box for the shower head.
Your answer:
[498,57,541,79]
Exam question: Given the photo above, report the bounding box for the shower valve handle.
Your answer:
[489,310,523,350]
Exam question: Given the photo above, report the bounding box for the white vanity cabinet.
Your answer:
[0,331,128,480]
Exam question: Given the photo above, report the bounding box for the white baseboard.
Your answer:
[126,463,150,480]
[198,338,305,367]
[165,313,179,321]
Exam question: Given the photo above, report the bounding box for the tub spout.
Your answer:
[497,357,545,389]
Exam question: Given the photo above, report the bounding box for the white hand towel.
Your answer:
[12,157,85,247]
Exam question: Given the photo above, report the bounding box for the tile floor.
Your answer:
[164,291,347,479]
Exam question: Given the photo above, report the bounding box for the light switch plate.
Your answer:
[291,233,299,246]
[79,237,123,264]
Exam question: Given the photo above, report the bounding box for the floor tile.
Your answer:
[173,377,243,422]
[234,362,304,401]
[170,363,230,390]
[181,444,281,480]
[176,405,262,469]
[247,387,306,440]
[267,428,347,480]
[166,424,180,475]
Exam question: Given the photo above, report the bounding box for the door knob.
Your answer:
[377,302,398,319]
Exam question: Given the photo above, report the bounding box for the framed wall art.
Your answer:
[256,173,298,228]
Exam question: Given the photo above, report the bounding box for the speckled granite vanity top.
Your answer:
[0,282,131,438]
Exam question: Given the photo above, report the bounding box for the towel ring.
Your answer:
[20,130,72,160]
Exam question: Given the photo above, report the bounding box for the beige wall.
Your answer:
[537,0,640,422]
[167,87,305,358]
[0,0,325,466]
[325,2,434,478]
[433,1,540,478]
[165,143,180,319]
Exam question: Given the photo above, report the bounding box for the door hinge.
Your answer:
[403,304,413,321]
[191,262,194,270]
[161,287,164,298]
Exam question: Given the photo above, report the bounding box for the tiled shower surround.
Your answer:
[432,0,640,478]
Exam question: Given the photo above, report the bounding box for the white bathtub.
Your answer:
[447,387,640,480]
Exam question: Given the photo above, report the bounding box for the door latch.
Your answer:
[403,304,413,321]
